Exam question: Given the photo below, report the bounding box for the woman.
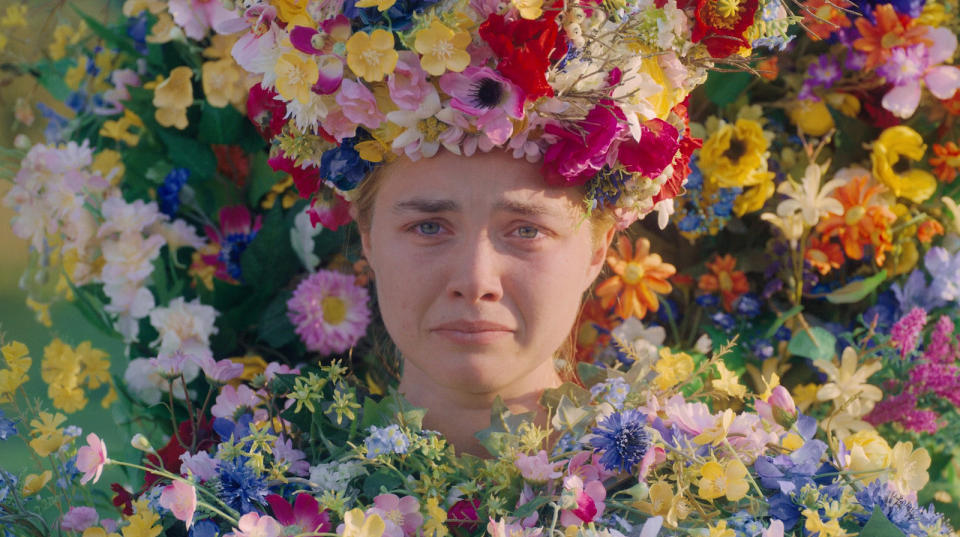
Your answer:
[352,149,615,455]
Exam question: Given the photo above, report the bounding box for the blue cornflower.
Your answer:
[696,294,721,308]
[219,230,257,281]
[677,212,703,233]
[319,137,377,191]
[590,377,630,410]
[855,480,950,536]
[590,409,650,472]
[66,91,88,114]
[0,410,17,440]
[734,293,762,318]
[773,325,791,341]
[158,168,190,217]
[685,157,704,190]
[711,311,736,332]
[190,519,221,537]
[344,0,441,30]
[127,13,149,54]
[216,457,268,513]
[365,424,410,459]
[751,338,774,360]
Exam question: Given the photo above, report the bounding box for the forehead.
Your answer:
[373,150,583,217]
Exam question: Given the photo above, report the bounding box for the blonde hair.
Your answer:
[353,156,617,383]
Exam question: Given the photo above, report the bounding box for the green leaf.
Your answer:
[247,152,287,207]
[512,496,550,519]
[32,59,72,101]
[240,207,298,296]
[63,280,123,340]
[257,290,297,348]
[861,507,908,537]
[71,5,142,57]
[829,106,879,169]
[826,270,887,304]
[703,71,753,107]
[363,470,404,498]
[765,305,803,338]
[198,103,243,145]
[156,129,217,179]
[787,326,837,361]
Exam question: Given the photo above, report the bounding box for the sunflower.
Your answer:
[595,236,676,320]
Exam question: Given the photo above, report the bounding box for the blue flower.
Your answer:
[0,410,17,440]
[696,294,721,308]
[319,137,377,191]
[590,377,630,410]
[751,338,774,360]
[891,270,945,316]
[734,293,762,318]
[754,439,828,495]
[127,13,149,54]
[0,470,16,503]
[158,168,190,217]
[365,424,410,458]
[773,325,791,342]
[854,480,950,536]
[219,230,257,281]
[677,213,703,233]
[216,457,268,513]
[711,311,736,332]
[37,102,69,142]
[344,0,441,30]
[213,414,253,443]
[590,409,650,472]
[189,519,221,537]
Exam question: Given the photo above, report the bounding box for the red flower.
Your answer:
[269,151,323,198]
[247,83,288,140]
[111,483,134,516]
[478,10,567,101]
[447,499,480,530]
[541,101,627,186]
[691,0,760,57]
[618,118,680,179]
[308,190,352,231]
[266,493,332,535]
[655,102,701,204]
[213,145,251,187]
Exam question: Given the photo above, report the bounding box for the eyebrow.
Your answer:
[392,197,559,217]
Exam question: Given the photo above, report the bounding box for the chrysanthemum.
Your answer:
[816,170,896,266]
[595,236,675,320]
[590,409,650,472]
[287,269,371,355]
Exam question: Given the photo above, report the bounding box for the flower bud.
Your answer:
[769,386,797,429]
[131,433,154,452]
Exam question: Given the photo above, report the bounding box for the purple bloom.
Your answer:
[273,435,309,476]
[854,480,948,536]
[61,506,99,532]
[799,55,842,100]
[924,315,957,363]
[287,269,372,356]
[892,270,946,315]
[890,306,927,358]
[877,44,928,86]
[754,438,827,494]
[590,409,650,472]
[924,247,960,303]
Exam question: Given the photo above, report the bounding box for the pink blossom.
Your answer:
[515,450,563,484]
[286,269,372,355]
[231,512,283,537]
[76,433,108,485]
[211,384,263,420]
[565,451,617,483]
[167,0,236,40]
[159,480,197,529]
[265,493,331,535]
[274,436,310,477]
[179,451,219,482]
[388,52,434,111]
[762,520,785,537]
[198,355,245,384]
[264,362,300,381]
[308,192,352,231]
[559,475,606,526]
[61,506,99,532]
[891,306,927,358]
[320,106,360,142]
[447,499,480,529]
[880,28,960,118]
[541,101,627,186]
[615,118,680,179]
[368,494,422,537]
[230,6,282,77]
[336,79,385,129]
[924,315,957,363]
[487,518,542,537]
[660,395,714,436]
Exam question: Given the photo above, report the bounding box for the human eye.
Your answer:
[513,225,541,239]
[409,220,444,236]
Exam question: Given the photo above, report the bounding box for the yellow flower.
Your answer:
[700,118,771,188]
[123,508,163,537]
[889,441,931,495]
[825,92,860,118]
[707,521,736,537]
[50,379,88,413]
[271,0,315,25]
[100,109,144,146]
[733,173,776,216]
[346,29,399,82]
[635,481,691,528]
[842,430,891,483]
[153,66,194,129]
[871,126,937,203]
[511,0,545,18]
[92,149,125,184]
[787,99,835,137]
[0,33,7,53]
[146,12,178,44]
[0,5,27,28]
[792,383,820,412]
[22,471,52,497]
[2,341,31,374]
[26,297,52,328]
[274,52,320,105]
[802,509,847,537]
[66,61,88,91]
[29,411,68,457]
[123,0,166,16]
[653,348,694,391]
[76,341,111,389]
[203,58,248,108]
[83,528,122,537]
[342,508,386,537]
[423,497,449,537]
[712,362,746,399]
[355,0,398,11]
[693,408,735,447]
[414,20,471,76]
[813,346,883,417]
[697,458,749,502]
[50,24,76,60]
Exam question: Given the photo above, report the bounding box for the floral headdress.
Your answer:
[225,0,793,226]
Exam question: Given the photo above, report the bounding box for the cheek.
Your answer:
[511,245,594,343]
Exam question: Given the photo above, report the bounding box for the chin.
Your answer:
[424,348,523,393]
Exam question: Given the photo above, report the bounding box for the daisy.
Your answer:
[287,269,371,355]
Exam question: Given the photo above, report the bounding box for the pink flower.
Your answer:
[179,451,219,482]
[762,520,785,537]
[273,436,310,477]
[891,306,928,358]
[265,493,331,535]
[308,191,352,231]
[336,79,386,129]
[565,451,616,483]
[487,518,542,537]
[230,5,282,77]
[879,27,960,118]
[61,506,99,532]
[559,475,606,527]
[231,512,283,537]
[321,106,360,142]
[447,499,481,529]
[368,494,422,537]
[76,433,108,485]
[439,66,525,119]
[515,450,563,483]
[168,0,236,40]
[159,480,197,529]
[388,52,434,111]
[924,315,957,363]
[287,269,372,355]
[211,384,264,420]
[198,355,245,384]
[615,118,680,179]
[541,102,627,186]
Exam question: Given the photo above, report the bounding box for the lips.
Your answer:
[430,320,514,344]
[432,320,514,332]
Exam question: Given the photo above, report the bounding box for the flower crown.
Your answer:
[227,0,793,226]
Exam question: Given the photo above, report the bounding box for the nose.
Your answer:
[445,231,504,303]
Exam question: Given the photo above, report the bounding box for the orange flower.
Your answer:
[801,0,852,40]
[595,236,675,320]
[805,236,845,275]
[574,298,615,363]
[853,4,931,70]
[917,220,944,243]
[697,254,749,312]
[816,173,897,266]
[930,142,960,183]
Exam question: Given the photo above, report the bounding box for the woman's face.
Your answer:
[360,150,610,397]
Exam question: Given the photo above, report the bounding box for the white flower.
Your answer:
[386,90,443,160]
[123,358,167,405]
[291,207,323,271]
[98,196,164,238]
[100,232,166,284]
[760,211,805,249]
[775,163,844,227]
[284,92,331,134]
[149,297,219,356]
[153,218,206,251]
[612,317,665,367]
[308,461,366,491]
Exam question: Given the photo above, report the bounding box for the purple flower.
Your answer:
[61,506,99,532]
[924,247,960,303]
[541,101,628,186]
[891,270,945,315]
[273,435,309,476]
[590,409,650,472]
[890,306,927,358]
[287,269,372,356]
[799,55,842,100]
[924,315,957,363]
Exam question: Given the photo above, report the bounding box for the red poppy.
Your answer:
[691,0,760,57]
[478,9,567,101]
